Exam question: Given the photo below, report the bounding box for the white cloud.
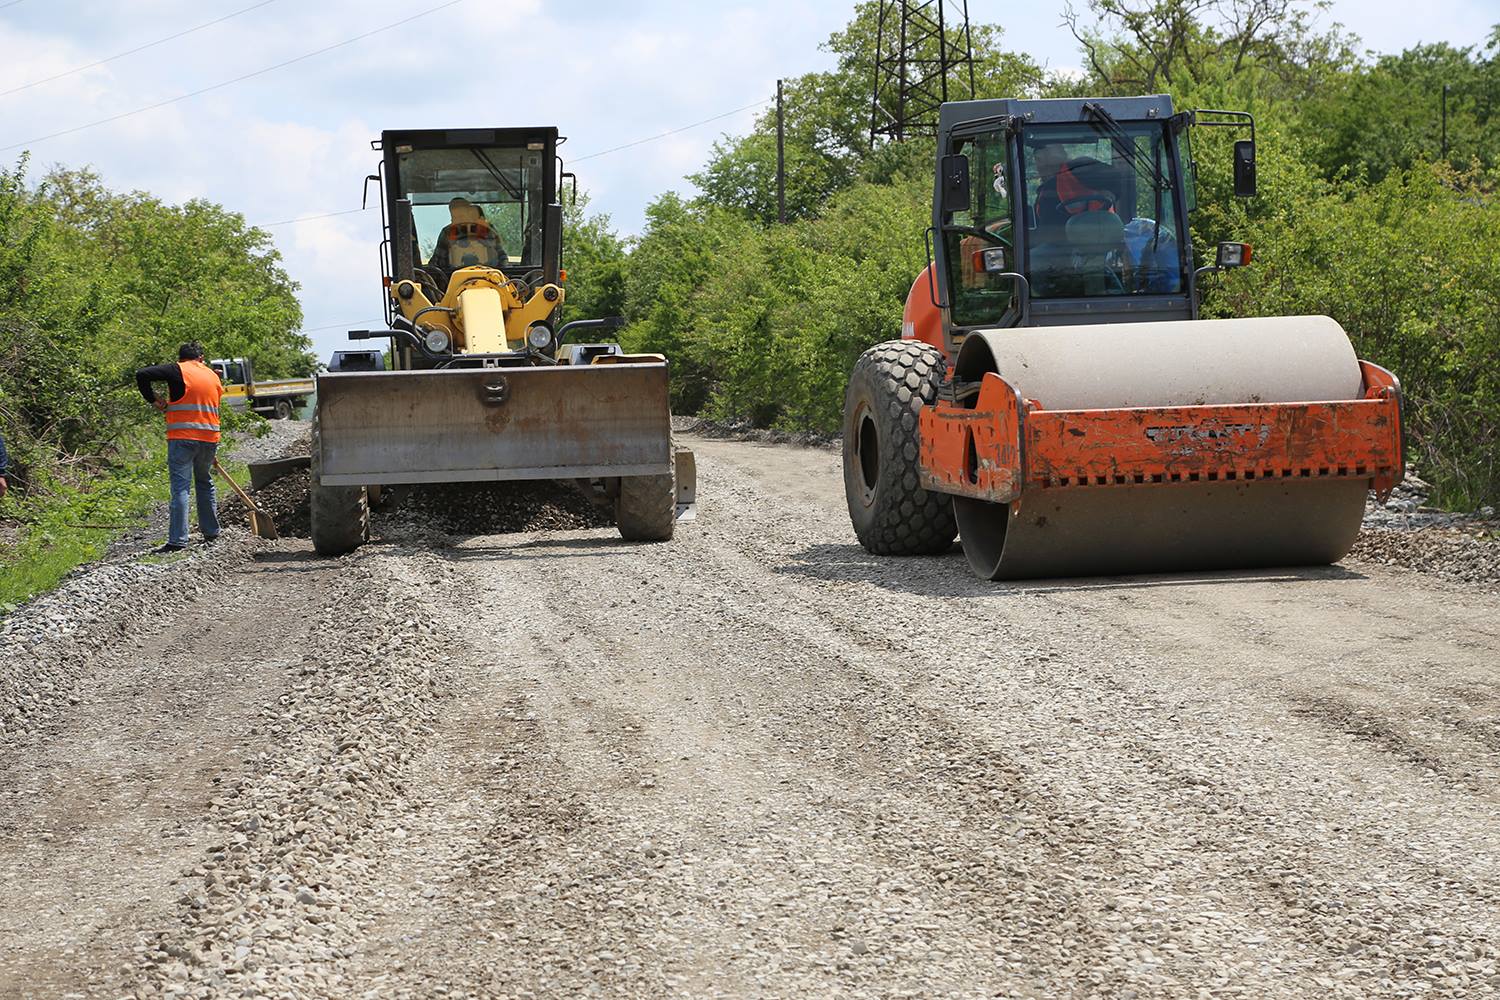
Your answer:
[2,0,1493,360]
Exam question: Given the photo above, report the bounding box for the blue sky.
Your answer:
[1,0,1495,363]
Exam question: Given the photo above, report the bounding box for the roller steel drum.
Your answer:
[950,316,1371,580]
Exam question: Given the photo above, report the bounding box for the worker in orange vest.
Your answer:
[135,343,225,553]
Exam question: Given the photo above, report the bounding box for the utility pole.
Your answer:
[776,79,786,224]
[1441,83,1450,159]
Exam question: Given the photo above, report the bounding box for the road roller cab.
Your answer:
[844,95,1404,580]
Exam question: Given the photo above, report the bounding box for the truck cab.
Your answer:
[210,356,314,420]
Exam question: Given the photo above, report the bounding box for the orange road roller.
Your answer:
[843,96,1402,580]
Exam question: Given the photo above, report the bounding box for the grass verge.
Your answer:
[0,423,260,610]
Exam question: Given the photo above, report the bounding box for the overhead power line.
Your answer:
[0,0,29,10]
[0,0,279,99]
[571,98,775,163]
[299,319,386,334]
[262,100,776,226]
[0,0,467,153]
[259,206,370,228]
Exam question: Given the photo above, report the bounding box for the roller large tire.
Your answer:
[842,340,957,555]
[309,410,369,556]
[616,446,676,542]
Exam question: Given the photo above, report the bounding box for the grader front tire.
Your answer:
[309,411,370,556]
[616,449,676,542]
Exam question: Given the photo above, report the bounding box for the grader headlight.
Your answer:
[527,324,554,350]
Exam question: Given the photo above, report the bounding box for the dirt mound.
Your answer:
[396,480,613,535]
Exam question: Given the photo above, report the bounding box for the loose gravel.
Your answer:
[127,548,456,999]
[220,469,313,538]
[1354,466,1500,587]
[0,535,255,748]
[3,433,1499,999]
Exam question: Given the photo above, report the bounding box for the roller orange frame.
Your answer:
[919,361,1403,504]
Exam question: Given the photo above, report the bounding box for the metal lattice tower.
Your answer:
[870,0,977,145]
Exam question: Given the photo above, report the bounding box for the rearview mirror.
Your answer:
[1233,140,1257,198]
[940,155,971,215]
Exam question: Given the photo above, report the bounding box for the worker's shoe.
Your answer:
[153,542,188,554]
[202,534,220,544]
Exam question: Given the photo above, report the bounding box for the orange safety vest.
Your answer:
[165,361,224,443]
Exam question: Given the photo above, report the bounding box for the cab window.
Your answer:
[1021,122,1185,298]
[396,144,546,274]
[943,131,1014,328]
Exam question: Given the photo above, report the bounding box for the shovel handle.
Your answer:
[213,458,259,510]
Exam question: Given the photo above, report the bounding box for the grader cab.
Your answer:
[309,127,694,555]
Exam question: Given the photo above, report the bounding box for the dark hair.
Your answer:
[178,342,204,361]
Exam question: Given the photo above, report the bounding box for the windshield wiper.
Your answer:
[1083,102,1170,193]
[471,148,523,201]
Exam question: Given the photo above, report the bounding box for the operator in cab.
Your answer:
[425,197,505,280]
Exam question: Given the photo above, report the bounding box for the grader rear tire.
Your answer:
[616,447,676,542]
[309,410,369,556]
[842,340,957,556]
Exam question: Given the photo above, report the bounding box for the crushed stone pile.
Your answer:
[1354,465,1499,586]
[219,469,313,538]
[394,480,613,535]
[1351,524,1500,587]
[221,470,610,541]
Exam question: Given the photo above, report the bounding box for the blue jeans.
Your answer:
[167,439,220,546]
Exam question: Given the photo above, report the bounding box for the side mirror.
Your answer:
[940,154,971,216]
[1233,140,1257,198]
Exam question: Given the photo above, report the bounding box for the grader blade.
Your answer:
[315,364,673,485]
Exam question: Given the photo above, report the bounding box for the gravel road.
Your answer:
[1,434,1497,999]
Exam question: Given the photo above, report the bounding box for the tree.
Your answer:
[692,3,1046,224]
[1062,0,1357,102]
[562,191,627,324]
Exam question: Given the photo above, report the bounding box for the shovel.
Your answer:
[213,458,280,540]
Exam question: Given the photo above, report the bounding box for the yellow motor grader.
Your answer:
[309,127,694,555]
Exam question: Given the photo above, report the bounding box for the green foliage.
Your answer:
[621,176,928,431]
[1296,35,1500,183]
[0,430,167,608]
[562,191,628,323]
[0,158,309,599]
[0,159,307,499]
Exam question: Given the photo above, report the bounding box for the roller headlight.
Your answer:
[527,324,553,350]
[423,328,451,353]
